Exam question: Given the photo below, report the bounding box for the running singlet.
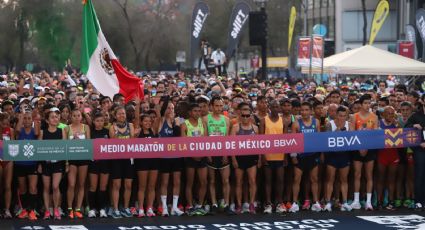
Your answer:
[159,120,176,159]
[114,123,130,139]
[139,129,156,138]
[264,115,284,161]
[185,118,204,137]
[91,128,109,139]
[354,112,376,130]
[298,117,317,157]
[67,124,86,140]
[207,114,226,136]
[16,127,37,166]
[43,128,63,163]
[329,120,350,132]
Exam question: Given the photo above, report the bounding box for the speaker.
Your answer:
[249,11,267,46]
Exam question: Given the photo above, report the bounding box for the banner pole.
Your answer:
[309,36,312,79]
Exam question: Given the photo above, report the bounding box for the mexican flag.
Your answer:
[81,0,143,102]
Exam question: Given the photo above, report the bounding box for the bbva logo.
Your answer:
[328,136,361,148]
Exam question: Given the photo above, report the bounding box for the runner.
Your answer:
[181,103,208,216]
[39,107,64,220]
[290,102,321,213]
[351,94,379,211]
[323,106,353,212]
[64,108,91,219]
[231,102,258,214]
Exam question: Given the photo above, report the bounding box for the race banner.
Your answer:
[226,1,250,58]
[369,0,389,45]
[311,35,324,68]
[405,24,418,59]
[416,8,425,61]
[0,129,421,161]
[190,1,209,67]
[397,40,415,59]
[297,37,312,67]
[93,134,304,160]
[3,140,92,161]
[288,6,297,52]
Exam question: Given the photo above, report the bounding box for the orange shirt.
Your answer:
[264,115,285,161]
[354,112,377,130]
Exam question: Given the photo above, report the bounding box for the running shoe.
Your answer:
[350,201,361,210]
[204,204,210,214]
[3,209,12,219]
[394,199,402,208]
[276,203,287,213]
[54,208,61,220]
[43,210,51,220]
[302,200,311,210]
[242,203,250,213]
[210,204,218,215]
[234,206,242,214]
[263,204,272,214]
[99,209,107,218]
[162,207,169,217]
[112,209,122,219]
[386,202,396,211]
[311,202,322,212]
[59,207,65,217]
[68,209,74,219]
[121,208,133,218]
[157,206,163,216]
[107,207,113,217]
[322,203,332,212]
[171,207,184,216]
[365,202,374,211]
[88,209,96,218]
[28,210,37,221]
[289,202,299,213]
[74,209,83,219]
[403,199,413,208]
[137,209,145,218]
[340,203,352,212]
[130,207,137,216]
[249,203,256,214]
[17,208,28,219]
[146,208,156,217]
[224,206,236,215]
[285,201,292,210]
[229,203,236,213]
[415,203,423,211]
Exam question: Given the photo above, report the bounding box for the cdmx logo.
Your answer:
[23,143,34,159]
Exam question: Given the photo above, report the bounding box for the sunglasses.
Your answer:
[241,114,251,118]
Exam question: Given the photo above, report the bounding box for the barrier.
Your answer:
[2,128,422,161]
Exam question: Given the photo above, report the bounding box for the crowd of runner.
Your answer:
[0,69,424,221]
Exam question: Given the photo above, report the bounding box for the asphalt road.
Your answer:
[3,210,425,230]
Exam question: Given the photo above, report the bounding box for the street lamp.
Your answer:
[253,0,268,81]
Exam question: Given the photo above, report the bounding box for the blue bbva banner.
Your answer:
[304,128,421,153]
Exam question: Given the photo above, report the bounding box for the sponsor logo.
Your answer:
[328,136,361,148]
[357,215,425,229]
[23,143,34,159]
[8,144,19,157]
[192,9,207,38]
[99,48,115,75]
[231,10,248,39]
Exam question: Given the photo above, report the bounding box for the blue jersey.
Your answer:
[16,127,37,166]
[298,117,317,157]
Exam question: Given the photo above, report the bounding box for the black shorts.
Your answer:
[185,157,208,169]
[41,161,65,176]
[159,158,183,173]
[325,152,351,169]
[236,155,258,170]
[110,159,135,179]
[398,148,408,165]
[207,156,230,170]
[88,160,111,174]
[352,150,377,162]
[135,158,160,171]
[265,160,285,169]
[295,153,320,171]
[15,164,38,177]
[69,160,90,167]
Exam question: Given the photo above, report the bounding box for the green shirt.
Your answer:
[207,114,227,136]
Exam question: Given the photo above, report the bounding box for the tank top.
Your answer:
[185,118,204,137]
[237,124,256,136]
[379,119,397,129]
[264,115,284,161]
[139,129,156,138]
[114,123,131,139]
[67,124,86,140]
[329,120,350,132]
[354,112,376,130]
[207,114,227,136]
[298,117,317,133]
[43,127,63,163]
[158,120,174,137]
[91,128,109,139]
[16,127,37,166]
